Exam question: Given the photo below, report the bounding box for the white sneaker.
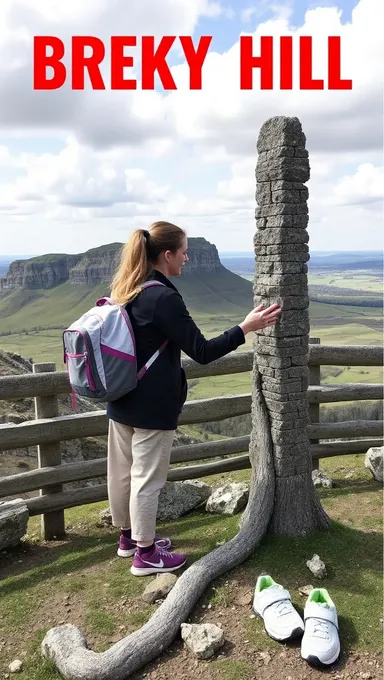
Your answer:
[253,574,304,642]
[301,588,340,666]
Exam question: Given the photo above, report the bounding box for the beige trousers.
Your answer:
[107,420,175,541]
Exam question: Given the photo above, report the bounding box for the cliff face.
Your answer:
[1,256,81,290]
[181,237,222,275]
[0,238,222,291]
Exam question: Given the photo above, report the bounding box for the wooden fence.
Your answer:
[0,341,382,539]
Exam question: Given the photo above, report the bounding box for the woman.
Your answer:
[107,221,281,577]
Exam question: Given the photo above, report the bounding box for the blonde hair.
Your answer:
[111,221,186,305]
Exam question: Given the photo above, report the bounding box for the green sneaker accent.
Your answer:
[308,588,334,608]
[256,575,282,592]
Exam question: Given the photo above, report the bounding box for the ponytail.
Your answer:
[111,221,185,305]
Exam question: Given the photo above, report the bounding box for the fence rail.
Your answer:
[0,345,382,401]
[0,341,382,539]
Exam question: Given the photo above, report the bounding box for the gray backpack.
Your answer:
[63,281,168,408]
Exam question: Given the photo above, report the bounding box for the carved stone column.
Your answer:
[253,116,329,534]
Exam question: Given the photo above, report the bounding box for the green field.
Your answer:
[0,267,382,384]
[308,272,383,293]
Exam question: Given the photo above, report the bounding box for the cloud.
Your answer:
[241,2,292,24]
[0,138,170,214]
[167,0,383,155]
[0,0,382,255]
[332,163,384,207]
[0,0,220,148]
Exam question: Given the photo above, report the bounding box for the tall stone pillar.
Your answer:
[253,116,329,535]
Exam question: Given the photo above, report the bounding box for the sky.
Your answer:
[0,0,383,257]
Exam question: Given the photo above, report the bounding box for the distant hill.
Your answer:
[220,251,383,274]
[0,239,253,333]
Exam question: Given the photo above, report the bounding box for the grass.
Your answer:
[308,272,383,293]
[0,270,383,370]
[0,455,382,679]
[211,659,255,679]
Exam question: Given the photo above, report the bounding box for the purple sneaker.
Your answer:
[130,544,187,576]
[117,533,172,558]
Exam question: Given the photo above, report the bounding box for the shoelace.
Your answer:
[308,617,329,639]
[271,599,293,618]
[157,548,174,560]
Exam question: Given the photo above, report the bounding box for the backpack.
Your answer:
[63,281,168,408]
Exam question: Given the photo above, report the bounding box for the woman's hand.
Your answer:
[239,303,281,335]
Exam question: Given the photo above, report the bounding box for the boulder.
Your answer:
[0,499,29,550]
[206,482,249,516]
[99,480,212,526]
[157,480,212,521]
[365,446,383,483]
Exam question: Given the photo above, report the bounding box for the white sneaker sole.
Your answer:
[130,560,187,576]
[253,605,304,642]
[301,645,340,667]
[117,548,135,558]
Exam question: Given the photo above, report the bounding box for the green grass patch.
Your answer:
[85,607,117,636]
[308,272,383,293]
[212,659,255,679]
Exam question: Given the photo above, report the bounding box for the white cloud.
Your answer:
[241,7,258,23]
[167,0,383,155]
[0,139,172,216]
[332,163,384,207]
[0,0,220,148]
[241,3,292,24]
[0,0,382,255]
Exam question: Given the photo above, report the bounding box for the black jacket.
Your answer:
[106,270,246,430]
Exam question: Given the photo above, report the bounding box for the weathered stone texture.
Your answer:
[254,115,311,481]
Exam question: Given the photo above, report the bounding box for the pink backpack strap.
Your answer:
[96,297,114,306]
[141,281,166,290]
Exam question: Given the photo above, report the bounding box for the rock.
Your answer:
[0,499,29,550]
[9,660,23,673]
[365,446,383,483]
[298,584,314,597]
[142,574,178,605]
[99,508,112,526]
[306,554,327,579]
[181,623,225,659]
[312,470,333,488]
[99,479,212,526]
[206,483,249,516]
[236,593,253,606]
[258,651,271,665]
[157,481,212,521]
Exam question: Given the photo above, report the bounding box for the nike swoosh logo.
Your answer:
[141,558,164,568]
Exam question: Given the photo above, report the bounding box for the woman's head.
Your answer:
[111,221,188,304]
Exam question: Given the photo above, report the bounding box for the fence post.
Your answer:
[309,337,321,471]
[33,362,65,540]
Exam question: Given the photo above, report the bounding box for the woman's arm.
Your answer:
[153,289,245,364]
[153,289,281,365]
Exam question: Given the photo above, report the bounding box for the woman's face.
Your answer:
[165,236,189,276]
